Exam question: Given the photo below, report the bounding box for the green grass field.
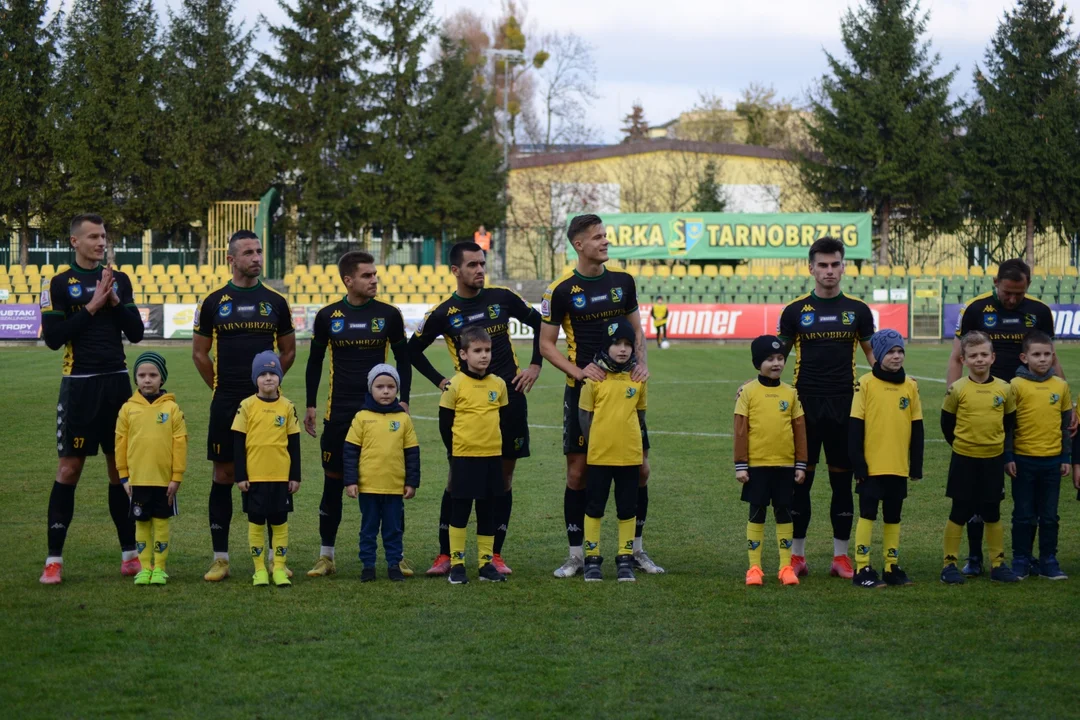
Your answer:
[2,341,1079,718]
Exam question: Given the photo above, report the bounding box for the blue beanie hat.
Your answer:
[870,329,904,363]
[252,350,283,386]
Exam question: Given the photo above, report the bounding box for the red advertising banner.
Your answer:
[639,303,909,340]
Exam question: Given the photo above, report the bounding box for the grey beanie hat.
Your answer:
[367,363,400,394]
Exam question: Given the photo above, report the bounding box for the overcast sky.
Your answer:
[50,0,1028,142]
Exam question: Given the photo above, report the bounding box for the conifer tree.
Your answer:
[691,160,727,212]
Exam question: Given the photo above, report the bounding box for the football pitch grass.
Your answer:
[2,342,1079,718]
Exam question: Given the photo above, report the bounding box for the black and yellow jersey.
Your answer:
[410,286,541,387]
[777,291,875,397]
[194,281,293,398]
[115,392,188,487]
[956,292,1054,381]
[344,408,419,494]
[40,265,141,375]
[650,303,669,327]
[307,297,407,419]
[439,371,507,457]
[541,268,639,382]
[231,393,301,482]
[733,378,804,467]
[850,371,923,477]
[942,376,1014,458]
[579,373,647,466]
[1011,375,1072,458]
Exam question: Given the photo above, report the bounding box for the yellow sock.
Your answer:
[478,534,494,566]
[584,515,602,557]
[943,520,963,568]
[617,518,635,556]
[449,525,467,566]
[249,522,266,572]
[151,517,170,572]
[747,522,764,569]
[271,523,289,571]
[135,520,153,568]
[985,521,1005,568]
[776,522,794,567]
[854,517,874,571]
[883,523,900,571]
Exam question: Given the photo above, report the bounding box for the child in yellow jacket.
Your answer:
[116,352,188,586]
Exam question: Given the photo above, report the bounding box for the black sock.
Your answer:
[828,470,854,541]
[439,489,452,556]
[47,482,76,557]
[209,482,233,553]
[792,470,814,540]
[967,516,984,561]
[108,483,135,552]
[565,486,586,547]
[493,490,513,554]
[318,474,343,548]
[636,484,649,539]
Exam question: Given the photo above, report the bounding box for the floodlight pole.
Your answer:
[486,48,525,277]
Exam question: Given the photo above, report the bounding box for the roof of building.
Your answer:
[509,139,794,170]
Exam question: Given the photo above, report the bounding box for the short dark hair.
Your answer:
[70,214,105,237]
[227,230,260,255]
[655,295,664,301]
[1022,329,1054,353]
[459,325,491,350]
[567,214,603,245]
[997,259,1031,284]
[808,237,845,262]
[959,330,993,357]
[338,250,375,279]
[449,241,483,268]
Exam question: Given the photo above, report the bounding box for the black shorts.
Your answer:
[207,394,244,462]
[946,452,1005,504]
[129,486,178,520]
[563,381,650,455]
[241,482,294,518]
[800,394,853,468]
[742,466,796,507]
[856,474,908,501]
[450,456,504,500]
[501,388,531,459]
[320,416,353,474]
[56,373,132,457]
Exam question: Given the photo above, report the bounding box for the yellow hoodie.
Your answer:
[115,392,188,487]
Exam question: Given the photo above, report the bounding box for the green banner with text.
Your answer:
[566,212,872,260]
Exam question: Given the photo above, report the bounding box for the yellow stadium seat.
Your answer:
[321,283,339,294]
[780,265,797,278]
[1048,266,1066,277]
[625,265,640,277]
[969,266,984,277]
[24,264,39,275]
[8,266,24,278]
[119,264,135,275]
[17,294,34,304]
[640,265,656,277]
[907,265,922,277]
[386,263,403,275]
[182,264,198,276]
[150,264,165,276]
[176,283,192,294]
[797,265,811,277]
[890,265,906,277]
[1032,265,1048,276]
[180,294,196,304]
[655,265,672,277]
[13,283,30,294]
[193,284,209,295]
[165,264,181,276]
[161,283,177,294]
[688,265,703,277]
[57,264,70,273]
[148,294,165,304]
[143,284,160,295]
[40,264,56,276]
[672,265,687,277]
[419,265,435,277]
[283,274,297,287]
[391,294,408,305]
[417,283,434,294]
[0,277,10,289]
[984,264,998,277]
[293,264,309,276]
[1065,266,1079,277]
[952,264,969,277]
[844,265,859,277]
[875,265,891,278]
[407,293,424,304]
[301,283,318,294]
[765,266,782,278]
[135,264,150,275]
[163,294,178,303]
[134,294,146,304]
[715,266,730,277]
[403,264,418,275]
[402,283,418,294]
[735,266,750,278]
[860,265,876,277]
[424,294,441,304]
[383,284,400,295]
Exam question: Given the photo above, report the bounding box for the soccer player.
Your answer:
[233,351,302,587]
[940,331,1019,584]
[192,230,295,582]
[734,335,807,587]
[946,258,1062,577]
[776,236,875,580]
[651,296,669,348]
[409,241,542,576]
[40,213,145,585]
[343,365,420,582]
[438,326,509,585]
[115,352,188,586]
[304,251,411,577]
[541,214,659,578]
[848,330,923,588]
[1006,331,1071,580]
[578,317,646,583]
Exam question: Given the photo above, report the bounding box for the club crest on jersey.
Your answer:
[372,318,385,332]
[514,437,524,450]
[330,318,344,334]
[112,281,120,294]
[275,415,285,427]
[984,313,997,328]
[389,420,401,432]
[218,302,232,317]
[259,302,273,317]
[899,397,910,410]
[449,313,463,329]
[779,400,789,411]
[488,391,499,403]
[607,322,619,336]
[1025,313,1037,327]
[800,312,814,327]
[610,287,624,303]
[156,412,169,424]
[625,387,638,399]
[571,292,586,309]
[994,395,1004,408]
[68,284,82,298]
[841,311,856,325]
[1051,393,1061,404]
[487,304,501,319]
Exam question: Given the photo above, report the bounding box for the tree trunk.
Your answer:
[307,235,319,268]
[197,222,208,267]
[1025,210,1035,268]
[18,222,29,267]
[878,198,891,266]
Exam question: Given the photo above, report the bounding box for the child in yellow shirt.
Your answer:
[116,352,188,586]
